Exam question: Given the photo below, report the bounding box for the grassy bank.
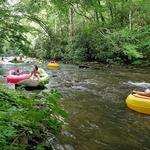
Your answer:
[0,87,67,149]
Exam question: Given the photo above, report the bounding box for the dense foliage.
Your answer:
[0,87,66,149]
[0,0,150,65]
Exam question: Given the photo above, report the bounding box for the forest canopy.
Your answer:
[0,0,150,65]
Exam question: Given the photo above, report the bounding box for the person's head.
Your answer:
[34,65,38,71]
[16,69,20,72]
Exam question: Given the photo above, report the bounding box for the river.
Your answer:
[0,62,150,150]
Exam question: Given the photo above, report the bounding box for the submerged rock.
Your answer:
[55,144,75,150]
[79,65,89,69]
[61,131,76,140]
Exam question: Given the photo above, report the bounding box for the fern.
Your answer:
[123,44,143,59]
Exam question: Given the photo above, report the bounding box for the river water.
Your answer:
[0,62,150,150]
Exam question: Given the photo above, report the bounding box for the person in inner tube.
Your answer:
[31,65,40,80]
[13,69,21,75]
[133,89,150,97]
[50,58,56,63]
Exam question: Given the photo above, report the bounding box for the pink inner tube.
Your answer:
[7,70,31,84]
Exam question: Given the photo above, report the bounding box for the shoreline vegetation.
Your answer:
[1,55,150,70]
[0,1,150,67]
[0,86,67,149]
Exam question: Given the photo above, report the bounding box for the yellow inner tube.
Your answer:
[47,63,60,68]
[126,94,150,115]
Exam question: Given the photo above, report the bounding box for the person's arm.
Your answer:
[31,71,33,76]
[34,74,40,80]
[133,90,150,97]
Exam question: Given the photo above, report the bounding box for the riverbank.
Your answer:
[1,55,150,69]
[0,56,42,64]
[0,86,66,149]
[61,60,150,70]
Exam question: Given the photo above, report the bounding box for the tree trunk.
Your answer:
[68,7,73,42]
[107,1,114,23]
[59,18,63,36]
[95,10,100,24]
[129,10,132,30]
[100,12,105,24]
[54,19,57,34]
[97,0,105,24]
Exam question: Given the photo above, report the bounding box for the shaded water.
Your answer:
[0,63,150,150]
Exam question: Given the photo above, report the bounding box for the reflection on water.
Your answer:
[0,62,150,150]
